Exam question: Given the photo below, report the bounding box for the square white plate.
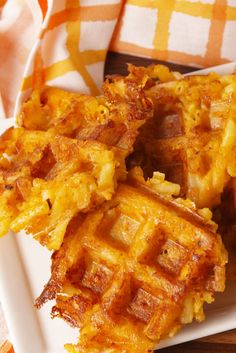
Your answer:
[0,62,236,353]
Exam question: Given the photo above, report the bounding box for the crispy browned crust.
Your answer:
[36,171,227,353]
[0,67,156,249]
[0,128,119,250]
[1,64,234,353]
[18,68,154,158]
[127,70,236,208]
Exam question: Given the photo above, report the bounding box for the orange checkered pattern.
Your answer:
[1,0,236,118]
[15,0,122,116]
[0,0,43,118]
[111,0,236,68]
[21,1,121,94]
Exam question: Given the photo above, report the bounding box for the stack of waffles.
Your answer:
[1,64,236,352]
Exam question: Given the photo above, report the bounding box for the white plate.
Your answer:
[1,63,236,353]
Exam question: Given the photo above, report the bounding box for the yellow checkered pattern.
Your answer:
[1,0,236,118]
[111,0,236,68]
[21,0,121,94]
[19,0,236,108]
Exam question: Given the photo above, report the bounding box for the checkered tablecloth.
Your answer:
[111,0,236,68]
[1,0,236,119]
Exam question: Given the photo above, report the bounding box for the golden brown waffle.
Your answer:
[36,170,227,353]
[0,64,232,352]
[0,127,118,250]
[18,69,153,159]
[0,68,154,250]
[125,66,236,208]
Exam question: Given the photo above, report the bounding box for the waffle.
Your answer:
[36,170,227,353]
[0,64,231,352]
[0,68,155,249]
[0,127,118,250]
[18,69,153,163]
[125,65,236,208]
